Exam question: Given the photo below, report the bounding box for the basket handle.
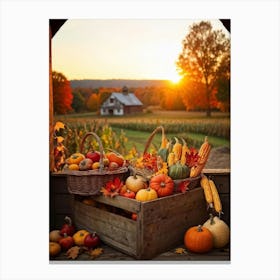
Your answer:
[142,126,165,156]
[80,132,104,170]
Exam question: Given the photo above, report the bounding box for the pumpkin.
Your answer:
[126,174,147,193]
[106,152,125,167]
[66,153,85,165]
[121,189,136,199]
[68,163,79,170]
[73,229,90,246]
[49,230,62,242]
[79,158,93,171]
[203,214,230,248]
[135,188,158,202]
[149,174,174,197]
[168,162,190,180]
[49,242,61,257]
[184,225,213,253]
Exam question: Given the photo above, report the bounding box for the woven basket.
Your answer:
[133,126,201,190]
[132,126,165,180]
[65,132,128,196]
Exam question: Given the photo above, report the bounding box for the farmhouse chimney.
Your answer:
[122,86,129,95]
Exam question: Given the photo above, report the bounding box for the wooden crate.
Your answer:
[72,187,209,260]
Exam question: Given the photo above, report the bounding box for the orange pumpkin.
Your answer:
[49,242,61,257]
[149,174,174,197]
[49,230,63,242]
[106,152,125,167]
[66,153,85,165]
[184,225,213,253]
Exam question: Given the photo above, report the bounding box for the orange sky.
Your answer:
[52,19,229,82]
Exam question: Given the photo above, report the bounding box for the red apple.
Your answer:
[84,232,100,249]
[86,151,100,163]
[59,234,74,250]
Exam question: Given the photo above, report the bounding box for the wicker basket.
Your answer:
[131,126,165,180]
[132,126,201,189]
[65,132,128,196]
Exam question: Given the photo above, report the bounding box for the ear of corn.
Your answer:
[209,178,223,217]
[190,136,211,177]
[172,137,182,163]
[200,174,213,209]
[180,138,190,165]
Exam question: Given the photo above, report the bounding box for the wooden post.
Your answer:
[49,25,54,172]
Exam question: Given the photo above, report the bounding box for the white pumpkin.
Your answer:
[203,214,230,248]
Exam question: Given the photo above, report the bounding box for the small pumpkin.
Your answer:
[49,230,63,242]
[149,174,174,197]
[66,153,85,165]
[68,163,79,170]
[126,174,147,193]
[106,152,125,167]
[168,162,190,180]
[73,229,90,246]
[79,158,93,171]
[184,225,213,253]
[49,242,61,257]
[121,189,136,199]
[135,187,158,202]
[203,214,230,248]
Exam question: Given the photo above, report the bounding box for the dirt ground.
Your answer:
[204,146,230,169]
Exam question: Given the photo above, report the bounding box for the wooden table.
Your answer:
[51,242,230,262]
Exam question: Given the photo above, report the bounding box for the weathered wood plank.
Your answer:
[139,188,209,259]
[73,201,137,257]
[92,195,141,213]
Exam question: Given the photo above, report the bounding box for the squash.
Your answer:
[135,188,158,202]
[168,162,190,180]
[203,214,230,248]
[149,174,174,197]
[157,148,169,162]
[106,152,125,167]
[49,242,61,257]
[172,137,182,162]
[79,158,93,171]
[73,229,90,246]
[184,225,213,253]
[125,174,147,193]
[66,153,85,165]
[49,230,63,242]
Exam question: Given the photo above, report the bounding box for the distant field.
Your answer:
[55,110,230,151]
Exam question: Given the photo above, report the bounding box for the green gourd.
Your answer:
[168,163,190,180]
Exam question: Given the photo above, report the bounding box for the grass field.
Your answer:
[55,110,230,153]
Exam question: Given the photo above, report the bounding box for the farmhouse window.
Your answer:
[110,98,114,104]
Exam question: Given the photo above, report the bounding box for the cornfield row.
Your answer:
[109,120,230,140]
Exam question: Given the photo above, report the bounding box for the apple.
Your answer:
[84,232,100,249]
[86,151,100,163]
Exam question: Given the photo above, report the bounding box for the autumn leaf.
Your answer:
[87,248,103,259]
[56,136,64,143]
[175,247,188,255]
[66,246,80,259]
[54,121,65,132]
[178,180,190,193]
[100,177,124,198]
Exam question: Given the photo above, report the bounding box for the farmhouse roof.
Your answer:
[108,92,143,106]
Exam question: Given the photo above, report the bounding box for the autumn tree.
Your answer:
[177,21,230,116]
[52,71,73,114]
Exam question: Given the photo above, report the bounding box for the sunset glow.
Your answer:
[52,19,229,81]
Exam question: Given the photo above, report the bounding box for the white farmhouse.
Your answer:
[100,87,143,116]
